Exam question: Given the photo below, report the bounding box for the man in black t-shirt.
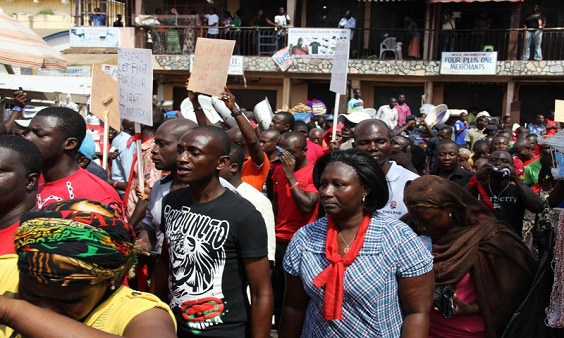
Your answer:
[468,150,543,235]
[152,126,273,338]
[431,140,474,187]
[523,4,546,61]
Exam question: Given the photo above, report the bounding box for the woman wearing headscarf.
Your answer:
[280,149,434,337]
[0,200,176,337]
[403,176,536,338]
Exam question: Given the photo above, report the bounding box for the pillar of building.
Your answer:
[227,0,240,19]
[300,0,307,27]
[507,4,522,60]
[424,81,434,104]
[287,0,297,27]
[423,3,432,61]
[504,81,516,117]
[363,2,372,51]
[282,77,292,111]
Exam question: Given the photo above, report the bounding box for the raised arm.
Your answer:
[221,87,265,167]
[280,152,319,214]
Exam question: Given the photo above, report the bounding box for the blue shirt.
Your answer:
[284,213,433,337]
[110,131,136,186]
[528,123,546,137]
[91,14,106,26]
[454,120,470,145]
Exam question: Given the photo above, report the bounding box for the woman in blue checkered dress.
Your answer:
[280,149,434,337]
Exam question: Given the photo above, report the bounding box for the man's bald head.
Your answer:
[261,129,280,141]
[309,128,324,146]
[513,138,533,161]
[160,118,198,141]
[353,119,393,140]
[152,118,199,172]
[278,131,307,149]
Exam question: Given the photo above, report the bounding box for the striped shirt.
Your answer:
[284,213,433,337]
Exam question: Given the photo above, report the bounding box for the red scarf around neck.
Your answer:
[312,211,372,320]
[468,176,495,211]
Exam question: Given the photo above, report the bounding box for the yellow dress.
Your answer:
[0,255,176,337]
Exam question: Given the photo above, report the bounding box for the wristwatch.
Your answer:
[231,108,244,117]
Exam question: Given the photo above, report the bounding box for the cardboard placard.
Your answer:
[90,65,121,131]
[187,38,235,97]
[555,100,564,123]
[118,48,153,126]
[330,40,350,95]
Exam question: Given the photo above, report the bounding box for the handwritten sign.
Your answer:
[91,65,121,131]
[189,55,244,75]
[118,48,153,126]
[555,100,564,123]
[187,38,235,97]
[330,40,350,95]
[440,52,497,75]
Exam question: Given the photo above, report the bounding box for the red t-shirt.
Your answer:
[37,168,123,212]
[272,163,319,242]
[546,119,558,137]
[242,153,271,191]
[0,222,19,255]
[513,157,525,177]
[306,140,325,165]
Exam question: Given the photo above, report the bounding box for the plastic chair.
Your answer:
[379,37,398,60]
[483,45,494,52]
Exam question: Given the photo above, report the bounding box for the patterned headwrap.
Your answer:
[15,200,136,286]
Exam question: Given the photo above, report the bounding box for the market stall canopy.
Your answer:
[0,75,90,104]
[0,13,67,71]
[428,0,522,3]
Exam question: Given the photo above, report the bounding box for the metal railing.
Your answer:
[133,24,564,61]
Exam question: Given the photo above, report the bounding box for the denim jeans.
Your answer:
[441,31,455,52]
[523,30,543,60]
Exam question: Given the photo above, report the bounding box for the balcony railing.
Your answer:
[134,23,564,61]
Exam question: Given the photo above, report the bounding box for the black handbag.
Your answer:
[434,284,456,318]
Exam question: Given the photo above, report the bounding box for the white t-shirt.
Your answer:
[376,105,399,129]
[205,13,219,35]
[442,14,455,30]
[237,182,276,261]
[274,14,290,28]
[379,161,419,219]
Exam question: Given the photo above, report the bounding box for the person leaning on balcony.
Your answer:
[441,11,456,52]
[338,10,356,40]
[523,4,546,61]
[90,7,106,27]
[204,7,220,39]
[113,14,124,27]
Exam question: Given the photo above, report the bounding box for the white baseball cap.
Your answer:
[338,111,372,124]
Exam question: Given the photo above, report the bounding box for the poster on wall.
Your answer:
[70,27,121,48]
[440,52,498,75]
[287,28,350,58]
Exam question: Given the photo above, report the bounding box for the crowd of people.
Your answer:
[0,86,562,338]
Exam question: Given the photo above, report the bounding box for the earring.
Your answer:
[362,195,366,203]
[449,213,452,217]
[110,283,116,291]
